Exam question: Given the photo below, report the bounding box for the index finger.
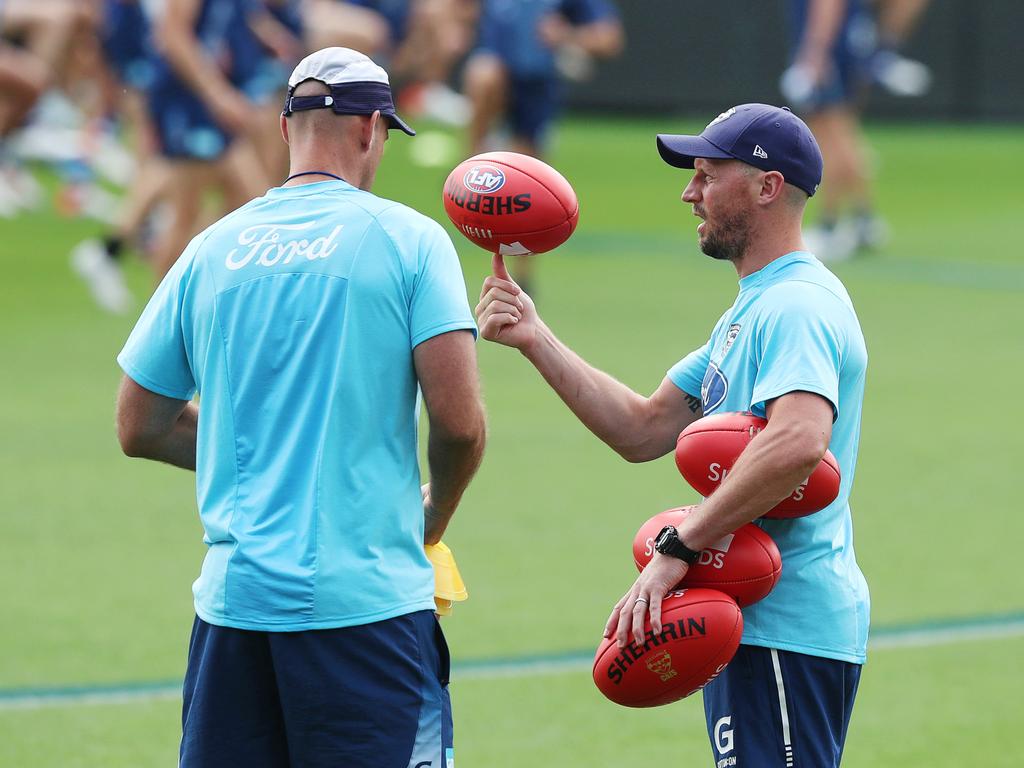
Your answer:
[492,252,511,281]
[479,274,520,301]
[603,591,630,638]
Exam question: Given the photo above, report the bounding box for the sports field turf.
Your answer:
[1,117,1022,766]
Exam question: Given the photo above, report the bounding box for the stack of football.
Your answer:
[592,411,841,708]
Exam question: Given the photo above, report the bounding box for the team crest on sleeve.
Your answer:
[721,323,742,355]
[701,363,728,414]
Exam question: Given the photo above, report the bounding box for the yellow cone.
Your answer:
[434,597,454,617]
[425,542,468,614]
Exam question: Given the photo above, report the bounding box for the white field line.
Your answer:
[2,615,1023,711]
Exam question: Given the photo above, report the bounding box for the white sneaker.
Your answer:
[70,239,132,314]
[871,51,932,97]
[419,82,471,127]
[853,214,888,251]
[0,176,21,217]
[555,43,595,82]
[804,223,859,264]
[0,164,43,215]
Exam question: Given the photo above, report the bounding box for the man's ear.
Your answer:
[280,113,290,145]
[758,170,787,206]
[362,111,382,149]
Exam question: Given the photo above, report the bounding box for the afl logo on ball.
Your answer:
[463,166,505,194]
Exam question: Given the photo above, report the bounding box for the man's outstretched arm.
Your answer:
[476,255,702,463]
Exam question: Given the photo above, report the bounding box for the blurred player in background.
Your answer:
[0,0,95,86]
[0,40,47,215]
[115,47,486,767]
[781,0,931,262]
[869,0,932,97]
[233,0,305,180]
[0,0,94,215]
[142,0,272,280]
[477,104,869,767]
[319,0,478,126]
[464,0,623,157]
[463,0,623,290]
[71,0,171,313]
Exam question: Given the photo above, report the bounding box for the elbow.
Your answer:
[784,428,830,479]
[117,418,155,459]
[614,438,663,464]
[117,427,147,458]
[616,445,651,464]
[436,411,487,453]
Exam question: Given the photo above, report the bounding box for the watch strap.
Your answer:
[655,525,701,565]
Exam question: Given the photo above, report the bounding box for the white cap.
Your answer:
[288,47,391,89]
[283,47,415,136]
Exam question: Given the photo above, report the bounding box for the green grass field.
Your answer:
[2,116,1023,766]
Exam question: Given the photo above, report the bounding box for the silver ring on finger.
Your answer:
[634,597,649,606]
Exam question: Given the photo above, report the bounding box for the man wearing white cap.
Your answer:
[115,47,486,768]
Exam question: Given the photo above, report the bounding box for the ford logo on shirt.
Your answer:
[463,165,506,194]
[701,363,728,414]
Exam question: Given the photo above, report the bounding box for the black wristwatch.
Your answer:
[654,525,701,565]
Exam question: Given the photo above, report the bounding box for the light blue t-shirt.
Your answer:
[668,252,869,664]
[118,180,477,631]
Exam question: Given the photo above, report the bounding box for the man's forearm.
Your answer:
[425,428,485,543]
[521,322,655,459]
[122,404,199,472]
[574,20,624,58]
[427,429,485,513]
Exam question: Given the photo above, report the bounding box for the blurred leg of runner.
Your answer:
[0,44,47,216]
[392,0,477,126]
[463,52,507,156]
[1,0,95,86]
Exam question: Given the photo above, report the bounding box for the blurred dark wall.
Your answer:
[567,0,1024,120]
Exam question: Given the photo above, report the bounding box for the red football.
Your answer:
[674,412,841,519]
[442,151,579,255]
[592,589,742,708]
[632,507,782,607]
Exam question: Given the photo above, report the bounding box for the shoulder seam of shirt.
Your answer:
[761,276,851,308]
[339,195,436,267]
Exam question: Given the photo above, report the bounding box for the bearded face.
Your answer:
[684,159,756,264]
[698,204,752,263]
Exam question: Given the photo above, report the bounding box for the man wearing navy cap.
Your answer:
[477,103,869,767]
[116,46,486,768]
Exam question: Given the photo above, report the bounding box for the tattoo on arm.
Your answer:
[684,393,702,414]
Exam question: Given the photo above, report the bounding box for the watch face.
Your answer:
[654,525,676,553]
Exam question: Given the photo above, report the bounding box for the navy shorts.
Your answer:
[145,80,232,161]
[787,0,875,111]
[180,610,453,768]
[508,76,562,148]
[703,645,862,768]
[101,0,155,90]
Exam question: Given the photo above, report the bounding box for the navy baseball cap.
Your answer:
[657,104,822,196]
[283,47,415,136]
